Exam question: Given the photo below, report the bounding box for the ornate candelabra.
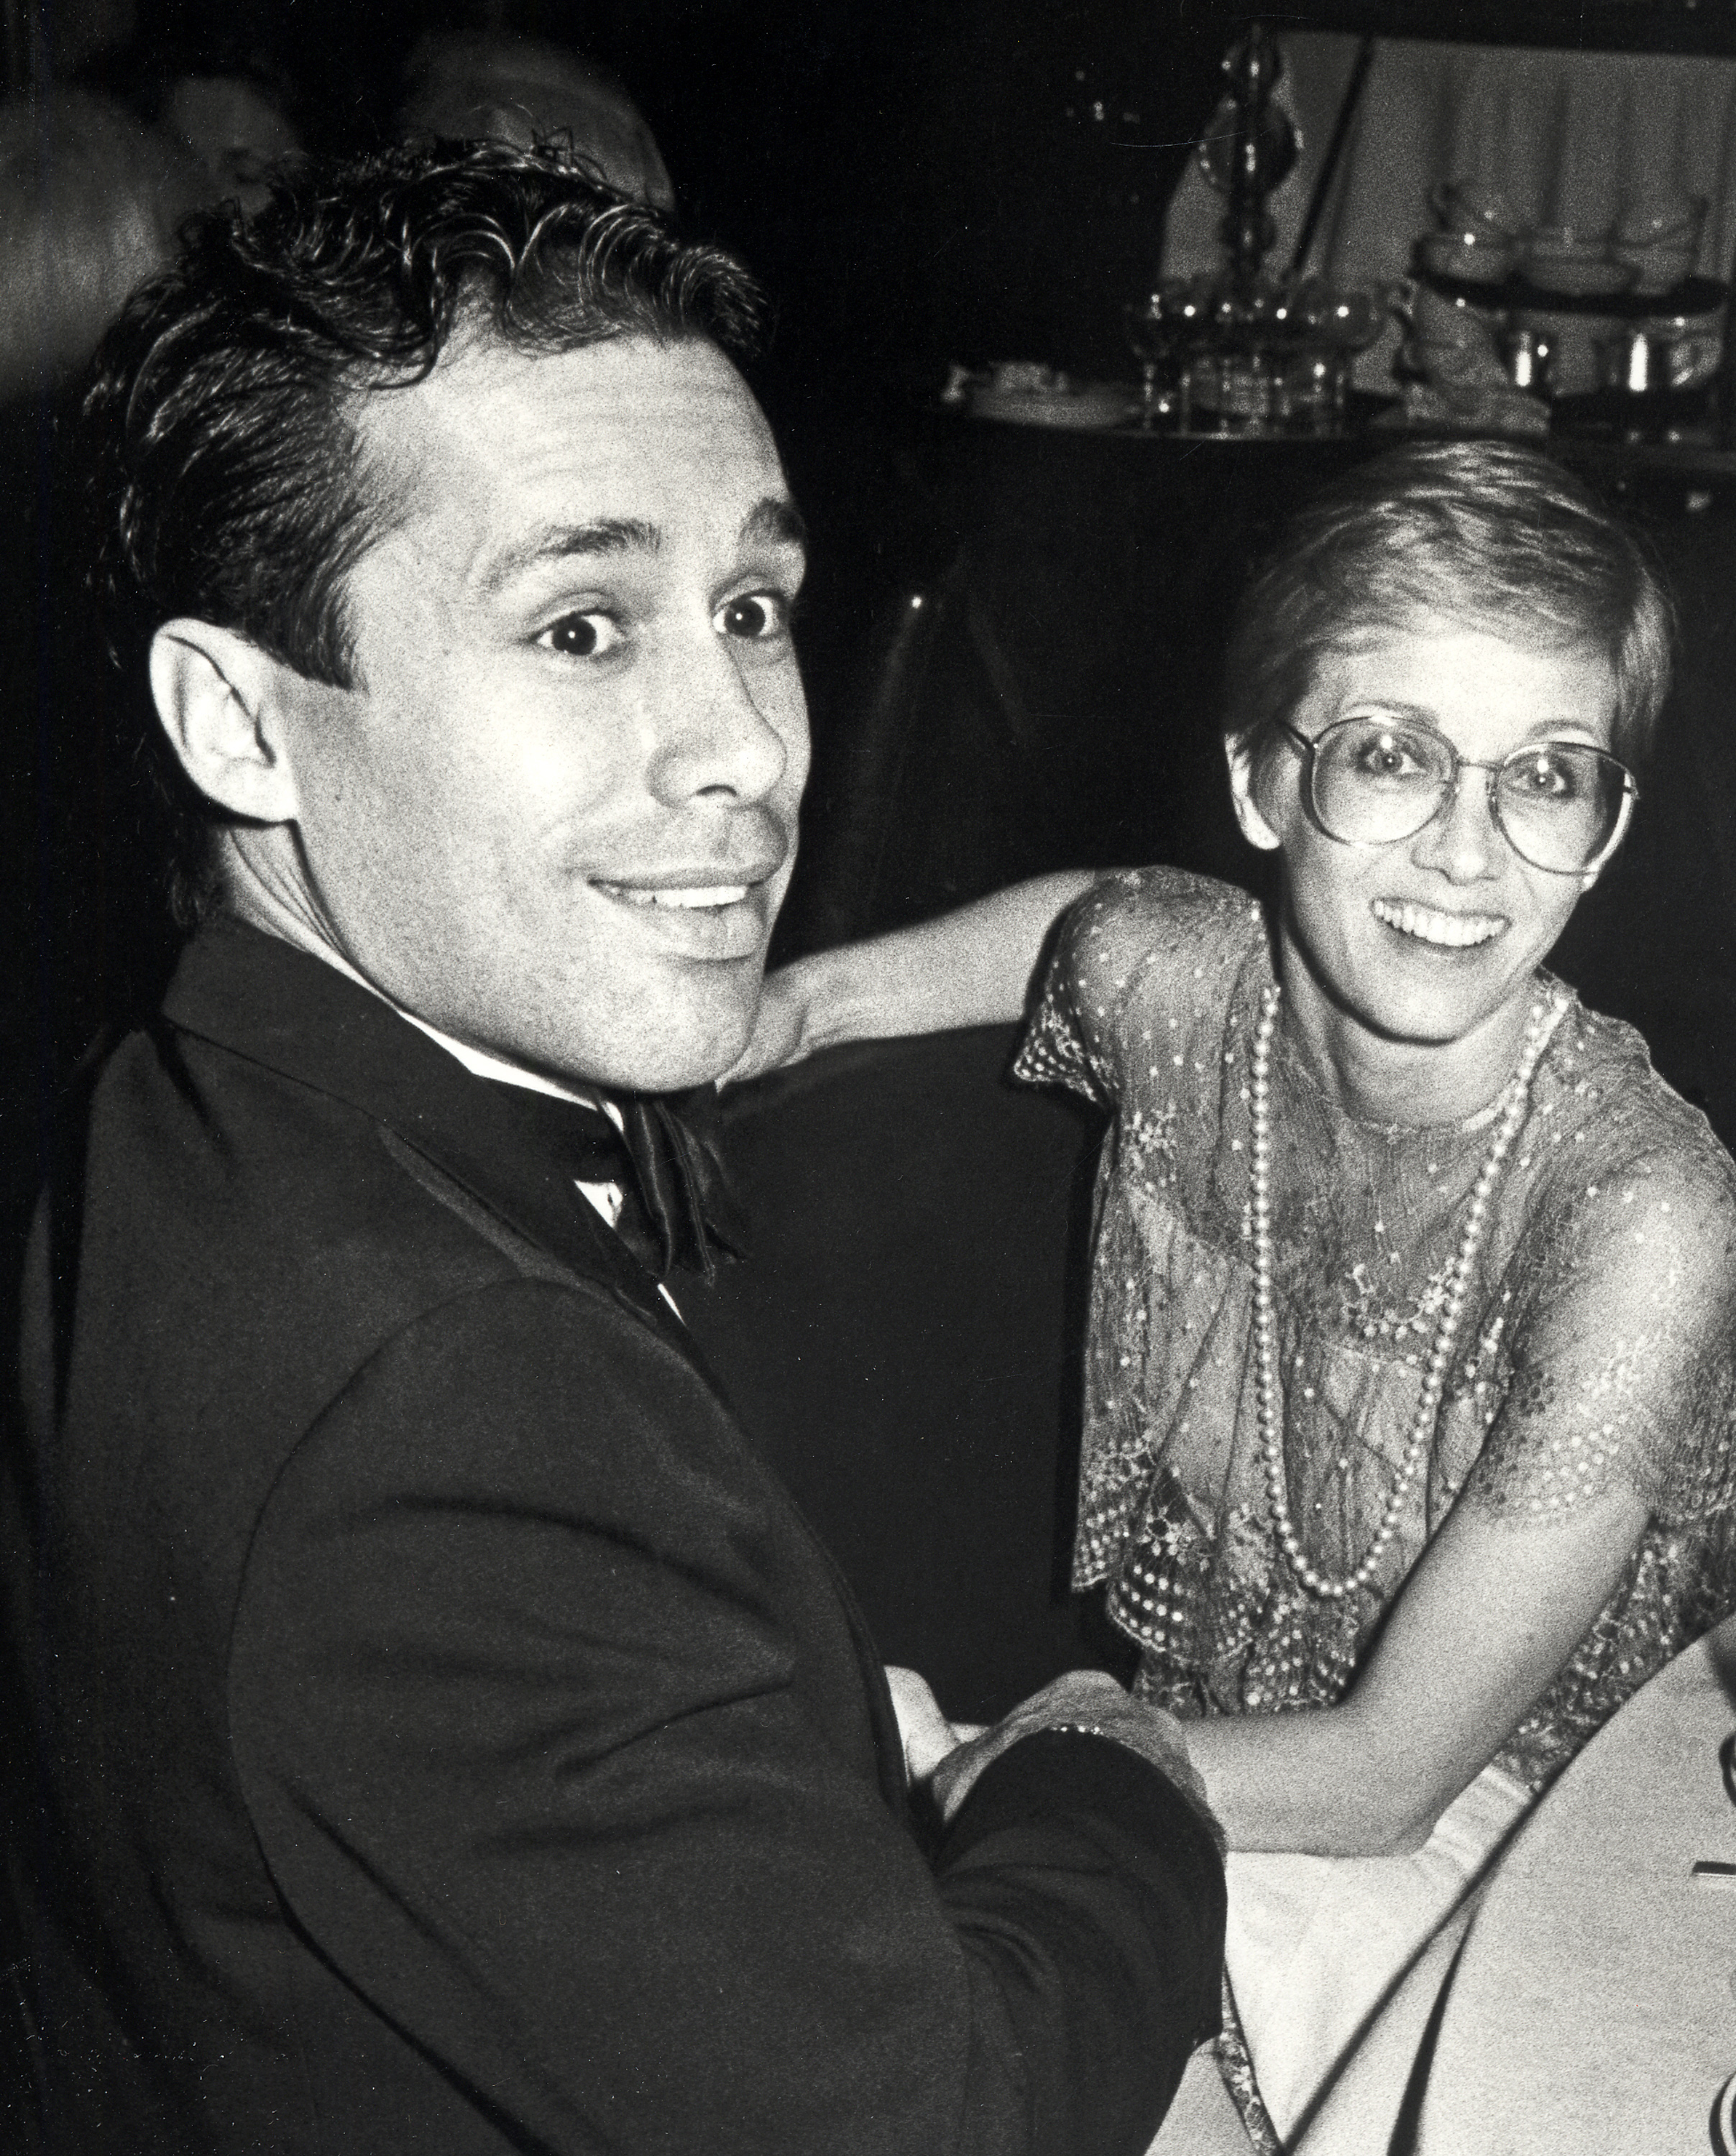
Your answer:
[1126,23,1382,435]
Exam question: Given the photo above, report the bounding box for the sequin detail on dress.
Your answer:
[1014,867,1736,1792]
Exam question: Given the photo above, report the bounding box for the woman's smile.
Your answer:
[1369,897,1509,949]
[1228,613,1622,1119]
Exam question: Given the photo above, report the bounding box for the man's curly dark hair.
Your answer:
[84,137,768,923]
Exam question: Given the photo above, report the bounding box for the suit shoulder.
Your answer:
[93,1022,525,1311]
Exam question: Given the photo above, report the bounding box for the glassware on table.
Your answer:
[1594,319,1720,397]
[1418,225,1516,285]
[1429,180,1518,241]
[1189,276,1295,432]
[1300,283,1382,422]
[1612,194,1708,297]
[1124,278,1206,428]
[1121,271,1387,438]
[1502,323,1555,396]
[1522,225,1637,300]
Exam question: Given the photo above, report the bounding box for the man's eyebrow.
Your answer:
[742,496,808,551]
[477,517,661,593]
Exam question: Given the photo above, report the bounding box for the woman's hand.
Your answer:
[927,1669,1212,1830]
[719,962,822,1087]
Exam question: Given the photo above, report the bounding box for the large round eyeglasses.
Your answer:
[1275,713,1639,877]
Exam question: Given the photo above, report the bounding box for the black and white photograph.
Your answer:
[4,1,1736,2150]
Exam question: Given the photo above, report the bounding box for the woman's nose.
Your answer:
[1408,770,1504,882]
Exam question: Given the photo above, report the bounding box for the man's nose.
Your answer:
[646,634,795,806]
[1408,770,1503,883]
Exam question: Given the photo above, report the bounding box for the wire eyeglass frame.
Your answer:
[1272,712,1639,877]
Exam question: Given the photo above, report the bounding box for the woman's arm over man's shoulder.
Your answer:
[724,870,1101,1084]
[725,866,1259,1088]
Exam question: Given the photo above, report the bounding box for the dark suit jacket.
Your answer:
[2,918,1223,2155]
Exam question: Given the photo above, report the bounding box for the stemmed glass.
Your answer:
[1300,283,1382,423]
[1124,279,1203,428]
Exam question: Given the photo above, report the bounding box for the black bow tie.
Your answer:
[487,1080,747,1283]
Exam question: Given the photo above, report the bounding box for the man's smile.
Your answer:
[1370,897,1509,949]
[592,880,753,909]
[588,864,783,960]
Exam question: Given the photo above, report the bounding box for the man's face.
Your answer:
[270,331,809,1092]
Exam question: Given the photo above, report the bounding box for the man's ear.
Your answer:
[1226,734,1283,854]
[148,619,301,824]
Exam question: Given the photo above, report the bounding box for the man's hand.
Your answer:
[928,1669,1214,1832]
[885,1665,988,1784]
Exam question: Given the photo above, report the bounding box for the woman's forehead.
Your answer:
[1303,615,1619,746]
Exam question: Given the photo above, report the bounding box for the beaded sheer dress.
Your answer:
[1015,868,1736,1795]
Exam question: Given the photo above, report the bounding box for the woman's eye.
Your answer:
[1514,752,1576,799]
[538,612,623,659]
[1352,730,1426,778]
[715,592,789,642]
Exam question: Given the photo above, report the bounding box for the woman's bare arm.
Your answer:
[1187,1151,1735,1858]
[724,870,1100,1083]
[1182,1477,1648,1856]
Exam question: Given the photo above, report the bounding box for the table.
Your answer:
[1416,1611,1736,2152]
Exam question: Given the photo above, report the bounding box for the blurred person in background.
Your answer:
[0,84,206,1247]
[79,29,303,216]
[0,84,203,403]
[395,28,674,211]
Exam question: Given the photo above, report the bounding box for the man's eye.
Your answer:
[538,612,623,659]
[715,593,789,642]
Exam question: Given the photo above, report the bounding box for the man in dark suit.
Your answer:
[2,140,1223,2152]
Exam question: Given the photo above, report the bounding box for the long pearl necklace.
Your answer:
[1247,981,1563,1602]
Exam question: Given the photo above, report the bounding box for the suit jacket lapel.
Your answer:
[163,917,909,1812]
[161,917,676,1336]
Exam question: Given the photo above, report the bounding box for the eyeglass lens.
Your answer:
[1309,717,1628,874]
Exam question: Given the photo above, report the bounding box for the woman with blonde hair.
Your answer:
[741,440,1736,2146]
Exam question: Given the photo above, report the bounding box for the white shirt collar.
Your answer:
[280,933,683,1317]
[398,1008,623,1130]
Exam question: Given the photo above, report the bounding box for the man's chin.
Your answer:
[544,987,760,1097]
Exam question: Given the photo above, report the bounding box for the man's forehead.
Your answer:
[349,330,791,563]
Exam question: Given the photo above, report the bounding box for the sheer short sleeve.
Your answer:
[1013,870,1267,1112]
[1466,1144,1736,1526]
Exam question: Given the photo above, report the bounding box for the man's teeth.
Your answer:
[597,883,750,910]
[1371,898,1506,948]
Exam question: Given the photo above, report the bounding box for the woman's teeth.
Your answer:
[1371,898,1506,948]
[597,883,750,910]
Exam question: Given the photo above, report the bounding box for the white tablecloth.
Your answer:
[1415,1611,1736,2152]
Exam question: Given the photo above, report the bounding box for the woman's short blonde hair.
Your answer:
[1223,440,1675,779]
